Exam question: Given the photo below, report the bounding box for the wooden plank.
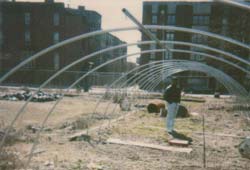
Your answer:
[68,111,135,140]
[107,138,192,153]
[168,139,189,147]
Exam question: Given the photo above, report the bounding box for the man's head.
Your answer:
[171,77,178,87]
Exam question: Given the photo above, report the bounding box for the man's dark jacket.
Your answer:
[163,85,181,104]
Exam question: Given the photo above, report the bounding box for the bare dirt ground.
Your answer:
[0,90,250,170]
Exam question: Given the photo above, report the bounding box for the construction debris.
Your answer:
[0,91,62,102]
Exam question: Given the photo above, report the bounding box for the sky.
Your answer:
[17,0,154,63]
[59,0,144,63]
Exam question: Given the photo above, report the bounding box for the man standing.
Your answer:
[163,77,182,136]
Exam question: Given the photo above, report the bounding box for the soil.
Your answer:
[0,90,250,170]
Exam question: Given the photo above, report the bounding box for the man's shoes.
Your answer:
[167,131,175,139]
[172,130,178,135]
[167,130,179,138]
[167,131,173,135]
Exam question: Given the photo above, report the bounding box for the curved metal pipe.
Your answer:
[2,43,247,152]
[108,62,241,106]
[216,0,250,10]
[24,61,246,166]
[149,62,243,95]
[146,64,244,96]
[2,39,247,146]
[1,40,248,142]
[1,25,250,84]
[93,61,247,137]
[141,65,233,95]
[126,63,240,96]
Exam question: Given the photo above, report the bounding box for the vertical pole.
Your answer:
[122,8,171,52]
[202,111,206,168]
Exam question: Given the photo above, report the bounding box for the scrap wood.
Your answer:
[168,139,189,147]
[107,138,192,153]
[68,111,135,140]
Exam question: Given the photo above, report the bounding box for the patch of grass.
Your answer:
[133,125,160,136]
[136,110,154,118]
[129,124,170,141]
[69,160,86,170]
[150,120,165,128]
[175,118,202,135]
[111,108,209,142]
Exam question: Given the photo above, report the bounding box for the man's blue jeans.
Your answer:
[166,102,179,133]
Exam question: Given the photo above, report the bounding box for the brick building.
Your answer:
[0,0,9,70]
[0,0,127,86]
[140,0,250,93]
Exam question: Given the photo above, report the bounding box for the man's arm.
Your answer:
[163,86,172,103]
[177,88,182,103]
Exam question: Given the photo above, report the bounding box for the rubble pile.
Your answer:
[0,91,62,102]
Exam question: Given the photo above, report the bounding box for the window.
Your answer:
[150,43,156,50]
[150,30,157,36]
[191,55,195,60]
[152,4,158,14]
[149,61,155,73]
[193,16,198,25]
[192,54,204,61]
[152,15,157,24]
[0,12,2,25]
[167,15,176,25]
[101,39,106,48]
[54,52,60,70]
[168,4,176,14]
[192,34,198,43]
[150,44,156,60]
[193,15,209,25]
[165,51,172,59]
[0,32,3,47]
[222,18,228,25]
[22,51,34,69]
[204,16,209,25]
[24,13,31,25]
[192,34,207,43]
[166,32,174,41]
[53,13,60,26]
[53,32,60,44]
[25,31,31,44]
[160,9,165,15]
